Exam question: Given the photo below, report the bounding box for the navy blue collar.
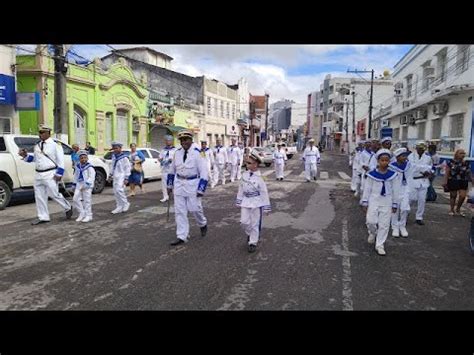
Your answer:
[164,146,175,150]
[368,169,396,181]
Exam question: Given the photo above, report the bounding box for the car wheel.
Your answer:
[265,163,271,167]
[0,180,12,210]
[93,169,106,194]
[287,155,293,159]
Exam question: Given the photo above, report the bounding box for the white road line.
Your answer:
[341,217,353,311]
[262,170,274,177]
[298,171,305,178]
[284,170,293,177]
[338,172,351,180]
[320,171,329,180]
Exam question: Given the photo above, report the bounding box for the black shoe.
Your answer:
[200,225,208,237]
[65,207,73,220]
[248,244,257,253]
[31,219,50,225]
[416,220,425,225]
[247,235,250,243]
[314,177,317,180]
[170,239,185,246]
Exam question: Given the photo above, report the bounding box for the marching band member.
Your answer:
[213,138,228,187]
[72,150,96,223]
[159,135,177,203]
[108,142,131,214]
[389,148,412,238]
[273,143,287,181]
[303,138,320,182]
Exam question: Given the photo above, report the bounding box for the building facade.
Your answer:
[0,45,19,134]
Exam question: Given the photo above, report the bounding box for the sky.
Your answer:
[20,44,413,106]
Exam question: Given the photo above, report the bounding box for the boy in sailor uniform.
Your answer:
[159,135,177,203]
[357,140,373,196]
[302,138,320,182]
[200,140,215,186]
[351,141,364,197]
[107,142,131,214]
[237,142,245,180]
[236,151,271,253]
[361,149,400,256]
[72,150,96,223]
[213,138,228,187]
[167,130,209,246]
[389,148,412,238]
[273,143,287,181]
[227,138,242,183]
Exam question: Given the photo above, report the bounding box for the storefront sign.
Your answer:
[0,74,15,105]
[16,92,40,110]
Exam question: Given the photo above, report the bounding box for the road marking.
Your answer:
[299,171,305,178]
[320,171,329,180]
[341,217,353,311]
[338,172,351,180]
[262,170,274,177]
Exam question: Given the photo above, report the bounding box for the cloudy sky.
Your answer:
[24,44,413,105]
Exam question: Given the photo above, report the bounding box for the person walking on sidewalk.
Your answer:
[213,138,228,187]
[351,141,364,197]
[302,138,320,182]
[444,149,472,217]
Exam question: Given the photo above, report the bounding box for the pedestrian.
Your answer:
[273,143,287,180]
[18,124,73,225]
[199,140,215,186]
[72,150,96,223]
[128,143,146,197]
[236,150,272,253]
[407,142,434,225]
[389,148,412,238]
[167,130,209,246]
[360,148,399,256]
[444,149,472,217]
[302,138,320,182]
[351,141,364,197]
[237,142,245,180]
[85,142,96,155]
[158,135,177,203]
[358,140,373,196]
[107,142,131,214]
[212,138,228,187]
[71,144,80,168]
[227,138,242,183]
[368,138,381,171]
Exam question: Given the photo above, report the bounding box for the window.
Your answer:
[401,126,408,141]
[0,117,12,134]
[406,74,413,98]
[421,61,434,92]
[450,114,464,138]
[436,47,448,83]
[457,45,470,74]
[105,112,113,148]
[60,143,73,155]
[220,100,224,118]
[393,128,400,141]
[139,149,151,158]
[207,97,212,115]
[213,98,218,117]
[150,150,160,159]
[417,122,426,140]
[432,118,442,139]
[226,102,230,119]
[0,137,6,151]
[231,104,236,120]
[14,137,40,152]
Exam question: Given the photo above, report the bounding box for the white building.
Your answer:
[102,47,173,70]
[376,45,474,158]
[0,45,19,134]
[306,91,322,142]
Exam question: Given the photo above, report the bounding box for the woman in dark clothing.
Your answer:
[444,149,472,216]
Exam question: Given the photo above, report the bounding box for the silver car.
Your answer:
[252,147,273,167]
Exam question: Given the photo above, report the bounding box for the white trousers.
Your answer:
[351,169,361,192]
[391,209,408,229]
[214,164,226,185]
[410,187,427,221]
[229,163,239,182]
[34,178,71,221]
[366,204,392,248]
[305,162,317,180]
[275,163,285,179]
[73,184,93,218]
[174,194,207,241]
[237,162,243,180]
[113,176,128,209]
[162,173,169,200]
[241,207,263,245]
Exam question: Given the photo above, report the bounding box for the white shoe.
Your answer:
[75,214,85,222]
[111,207,123,214]
[376,245,386,256]
[392,228,400,238]
[354,191,359,197]
[82,216,92,223]
[122,203,130,212]
[400,227,409,237]
[368,233,375,244]
[160,197,169,203]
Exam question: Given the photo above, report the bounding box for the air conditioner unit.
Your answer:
[394,89,402,96]
[408,114,416,125]
[400,115,408,125]
[415,110,427,120]
[432,101,449,115]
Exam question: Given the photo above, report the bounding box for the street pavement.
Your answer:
[0,151,473,310]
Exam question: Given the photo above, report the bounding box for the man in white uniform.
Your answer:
[351,141,364,196]
[167,130,209,246]
[107,142,131,214]
[159,135,177,202]
[199,140,215,186]
[273,143,287,180]
[19,125,73,225]
[212,138,228,187]
[227,138,242,183]
[302,138,320,182]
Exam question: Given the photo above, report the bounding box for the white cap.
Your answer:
[394,147,409,157]
[77,150,88,156]
[375,148,392,160]
[381,136,392,144]
[111,141,123,147]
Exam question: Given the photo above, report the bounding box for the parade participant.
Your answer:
[167,130,209,246]
[19,125,73,225]
[227,138,242,183]
[237,142,245,180]
[368,138,382,171]
[407,142,434,225]
[361,149,399,256]
[107,142,131,214]
[85,142,96,155]
[351,141,364,197]
[72,150,96,223]
[389,148,412,237]
[444,149,472,217]
[235,150,272,253]
[128,143,146,197]
[302,138,320,182]
[358,140,373,195]
[200,140,215,186]
[273,143,287,181]
[159,135,177,203]
[212,138,228,187]
[71,144,80,168]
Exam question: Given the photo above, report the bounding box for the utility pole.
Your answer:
[352,91,355,142]
[53,45,68,140]
[347,69,374,139]
[264,93,269,145]
[345,99,349,148]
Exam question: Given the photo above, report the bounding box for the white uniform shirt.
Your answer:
[24,137,66,180]
[303,146,320,164]
[159,146,177,174]
[407,152,434,189]
[361,169,400,208]
[213,145,228,165]
[389,160,413,211]
[167,147,209,197]
[199,147,215,170]
[273,149,287,165]
[110,152,131,179]
[235,170,271,211]
[227,145,242,165]
[358,149,373,175]
[73,162,96,189]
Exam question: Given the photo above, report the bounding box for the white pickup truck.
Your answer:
[0,134,110,210]
[269,142,297,159]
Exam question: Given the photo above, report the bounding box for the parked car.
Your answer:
[251,147,273,167]
[102,147,162,181]
[0,134,109,210]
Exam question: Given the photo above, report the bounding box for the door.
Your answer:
[116,109,129,147]
[13,137,38,187]
[149,149,162,179]
[105,112,113,149]
[74,105,87,149]
[150,126,168,150]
